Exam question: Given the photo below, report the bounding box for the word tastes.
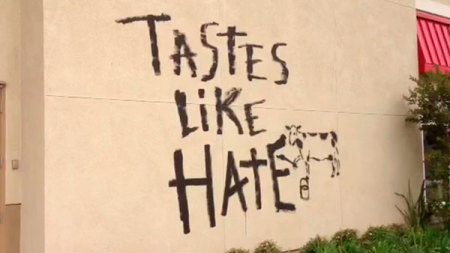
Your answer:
[116,13,289,84]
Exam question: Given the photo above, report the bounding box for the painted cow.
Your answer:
[278,125,340,178]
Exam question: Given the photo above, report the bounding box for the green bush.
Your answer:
[402,228,450,253]
[254,240,282,253]
[329,229,363,253]
[299,236,328,253]
[331,229,358,245]
[297,226,450,253]
[404,69,450,152]
[249,226,449,253]
[395,180,431,229]
[383,224,408,236]
[426,151,450,183]
[404,69,450,227]
[359,226,398,242]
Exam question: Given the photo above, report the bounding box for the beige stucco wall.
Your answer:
[0,0,422,252]
[21,0,45,252]
[40,0,423,252]
[0,0,22,205]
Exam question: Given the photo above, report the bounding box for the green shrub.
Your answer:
[331,229,358,245]
[401,228,450,253]
[387,224,407,234]
[366,239,400,253]
[404,69,450,152]
[404,69,450,225]
[337,240,364,253]
[254,240,282,253]
[328,229,363,253]
[360,226,395,242]
[225,248,250,253]
[315,243,339,253]
[395,180,430,229]
[426,151,450,183]
[299,236,328,253]
[297,226,449,253]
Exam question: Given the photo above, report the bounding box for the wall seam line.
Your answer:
[45,94,409,117]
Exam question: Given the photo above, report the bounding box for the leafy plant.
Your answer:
[404,68,450,151]
[298,237,328,253]
[297,226,449,253]
[254,240,282,253]
[360,226,400,246]
[383,224,408,236]
[395,180,431,228]
[425,150,450,182]
[428,200,450,231]
[404,69,450,211]
[331,229,358,245]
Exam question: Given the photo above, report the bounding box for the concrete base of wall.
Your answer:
[2,204,20,253]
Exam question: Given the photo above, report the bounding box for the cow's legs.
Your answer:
[335,157,340,176]
[305,151,340,178]
[322,154,336,178]
[304,161,310,177]
[305,150,311,177]
[326,154,339,178]
[331,161,336,178]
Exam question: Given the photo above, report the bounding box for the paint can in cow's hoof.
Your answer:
[299,177,310,201]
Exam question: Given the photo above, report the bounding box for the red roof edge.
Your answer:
[417,10,450,25]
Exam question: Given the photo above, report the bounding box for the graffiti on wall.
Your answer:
[116,13,340,235]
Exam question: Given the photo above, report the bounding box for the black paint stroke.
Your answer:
[205,145,216,227]
[239,148,267,210]
[168,145,216,234]
[215,87,244,135]
[116,13,171,75]
[244,99,266,136]
[222,151,249,216]
[174,90,198,138]
[319,133,329,140]
[217,26,247,75]
[271,43,289,85]
[276,154,298,168]
[171,30,198,77]
[238,44,267,81]
[201,22,219,82]
[299,177,310,201]
[267,135,296,212]
[198,89,209,132]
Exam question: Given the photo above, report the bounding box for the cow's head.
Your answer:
[285,125,302,146]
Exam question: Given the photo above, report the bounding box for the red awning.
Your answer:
[417,11,450,74]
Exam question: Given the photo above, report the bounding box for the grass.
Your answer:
[299,225,450,253]
[223,225,450,253]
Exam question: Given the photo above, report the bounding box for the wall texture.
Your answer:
[4,204,21,253]
[0,1,22,253]
[0,0,22,205]
[21,0,45,252]
[17,0,426,252]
